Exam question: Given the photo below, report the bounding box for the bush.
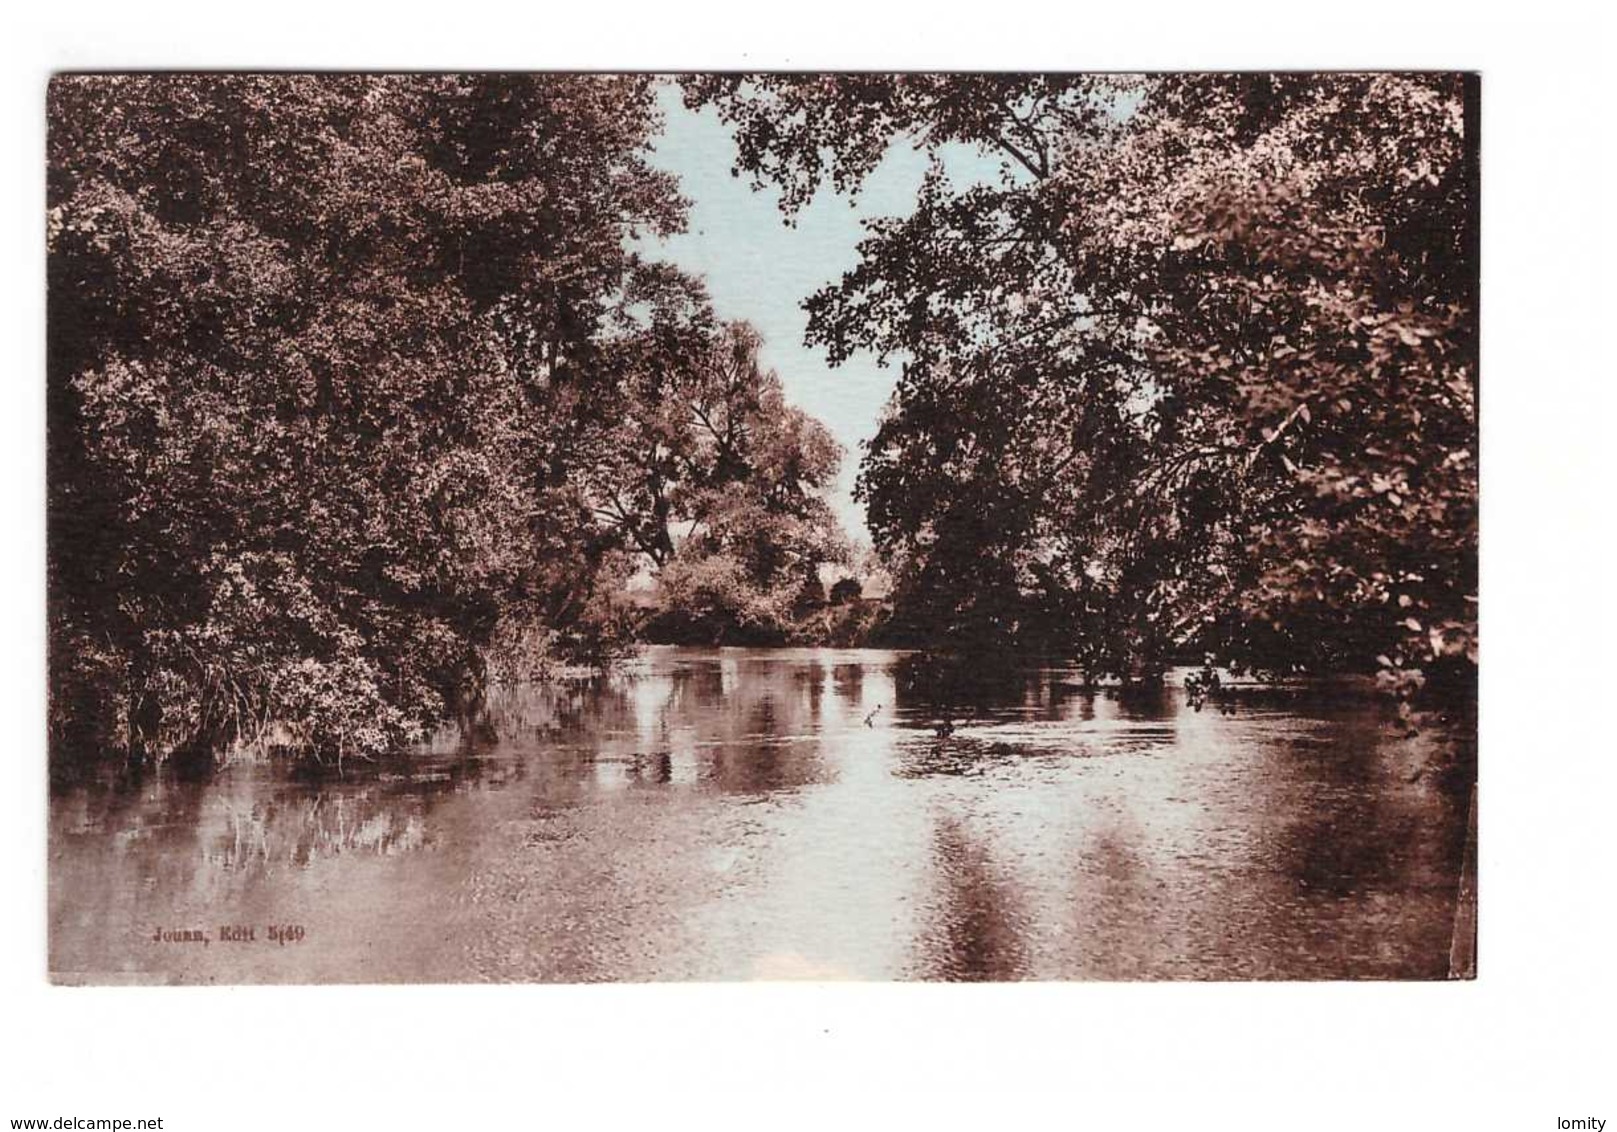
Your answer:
[829,577,863,604]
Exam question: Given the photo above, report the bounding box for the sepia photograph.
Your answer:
[9,0,1617,1122]
[43,71,1481,986]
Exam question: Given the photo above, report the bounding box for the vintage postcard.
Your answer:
[46,72,1478,983]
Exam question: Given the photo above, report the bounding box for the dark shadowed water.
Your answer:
[49,647,1475,983]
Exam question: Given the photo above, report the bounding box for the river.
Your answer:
[49,646,1475,982]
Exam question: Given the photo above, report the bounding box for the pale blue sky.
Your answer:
[642,81,1006,542]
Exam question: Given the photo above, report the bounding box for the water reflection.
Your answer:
[49,647,1474,983]
[916,815,1032,981]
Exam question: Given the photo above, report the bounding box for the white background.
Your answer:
[3,4,1612,1128]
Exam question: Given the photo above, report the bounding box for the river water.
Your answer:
[49,646,1475,983]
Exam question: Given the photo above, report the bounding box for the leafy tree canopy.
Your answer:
[686,73,1477,696]
[48,74,850,766]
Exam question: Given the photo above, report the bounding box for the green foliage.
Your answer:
[688,74,1478,694]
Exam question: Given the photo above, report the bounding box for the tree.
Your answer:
[596,321,849,643]
[686,74,1478,695]
[48,74,690,765]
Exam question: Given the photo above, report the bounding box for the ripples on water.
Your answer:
[49,647,1475,983]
